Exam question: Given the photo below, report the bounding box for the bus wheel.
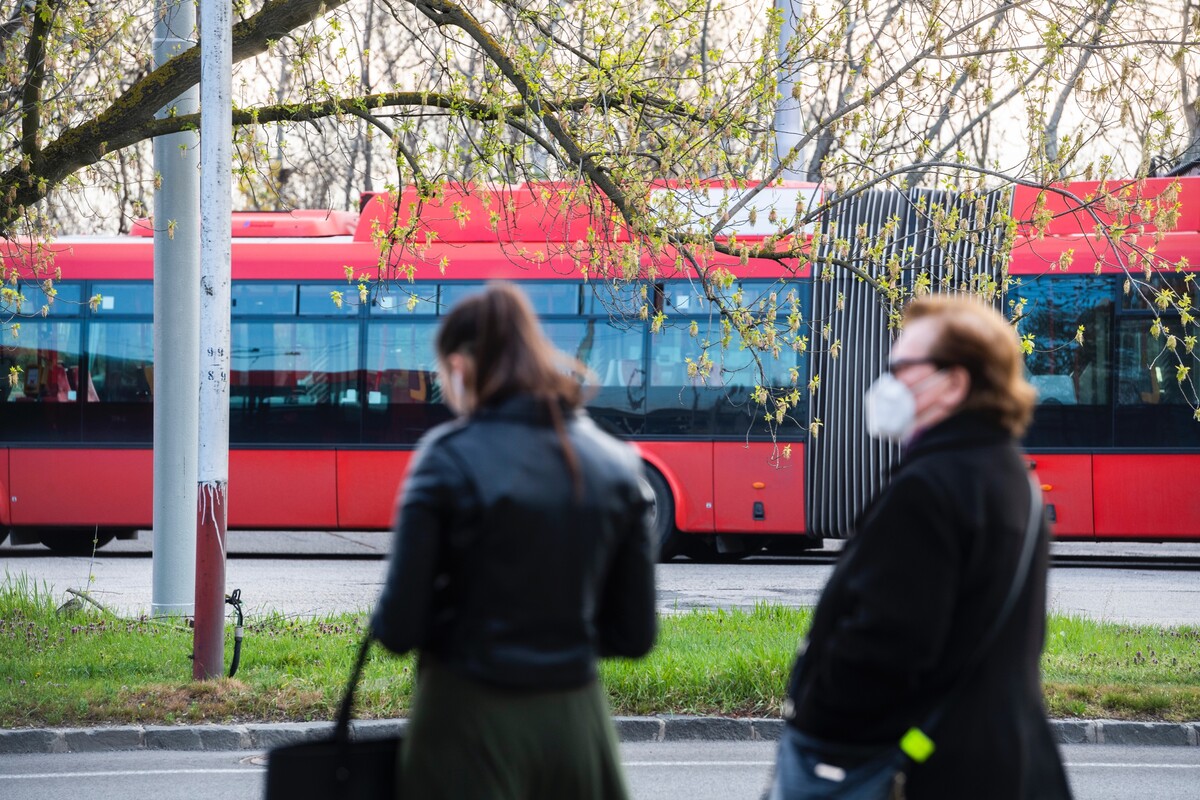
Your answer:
[642,467,684,562]
[38,529,116,555]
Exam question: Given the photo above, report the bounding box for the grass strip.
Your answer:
[2,576,1199,727]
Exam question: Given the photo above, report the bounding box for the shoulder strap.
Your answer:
[333,636,373,743]
[918,474,1043,735]
[982,475,1044,658]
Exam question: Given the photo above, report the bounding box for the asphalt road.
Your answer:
[2,531,1199,626]
[2,743,1199,799]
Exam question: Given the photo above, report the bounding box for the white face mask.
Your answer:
[450,370,465,407]
[439,364,470,416]
[864,369,946,442]
[864,373,917,442]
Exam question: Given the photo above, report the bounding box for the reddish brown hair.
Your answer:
[903,295,1036,437]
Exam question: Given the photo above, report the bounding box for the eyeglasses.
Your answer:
[886,357,950,375]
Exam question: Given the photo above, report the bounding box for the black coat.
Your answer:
[788,412,1072,799]
[370,394,657,690]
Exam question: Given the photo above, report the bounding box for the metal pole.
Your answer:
[193,0,233,681]
[773,0,806,181]
[151,0,200,619]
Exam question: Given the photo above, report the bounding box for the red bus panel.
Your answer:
[1093,454,1200,539]
[1011,178,1200,236]
[0,449,11,526]
[712,442,804,534]
[228,451,338,529]
[1026,453,1093,539]
[636,441,714,533]
[9,448,153,527]
[336,450,414,530]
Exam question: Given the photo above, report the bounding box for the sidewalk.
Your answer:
[2,717,1198,754]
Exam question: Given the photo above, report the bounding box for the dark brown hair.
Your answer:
[436,282,586,485]
[903,295,1037,437]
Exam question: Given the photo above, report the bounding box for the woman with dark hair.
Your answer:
[371,282,657,800]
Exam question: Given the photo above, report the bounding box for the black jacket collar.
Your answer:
[903,411,1013,463]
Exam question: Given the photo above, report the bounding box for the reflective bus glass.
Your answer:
[0,320,82,442]
[230,321,360,443]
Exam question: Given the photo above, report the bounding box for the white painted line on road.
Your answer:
[1,769,265,780]
[624,761,774,767]
[1064,763,1200,769]
[621,762,1200,769]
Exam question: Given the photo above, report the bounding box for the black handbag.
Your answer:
[769,476,1045,800]
[265,637,400,800]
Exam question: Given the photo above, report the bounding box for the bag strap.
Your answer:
[917,474,1043,737]
[333,635,373,743]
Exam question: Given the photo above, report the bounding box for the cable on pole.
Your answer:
[225,588,244,678]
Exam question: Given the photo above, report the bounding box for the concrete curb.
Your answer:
[1,718,1197,755]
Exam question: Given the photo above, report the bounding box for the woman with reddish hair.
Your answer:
[773,295,1071,799]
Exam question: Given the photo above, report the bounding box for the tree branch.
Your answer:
[19,0,54,166]
[406,0,638,228]
[1,0,353,232]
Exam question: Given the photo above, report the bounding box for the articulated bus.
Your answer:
[2,179,1200,556]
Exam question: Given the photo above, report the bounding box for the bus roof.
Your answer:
[129,209,359,238]
[352,182,821,244]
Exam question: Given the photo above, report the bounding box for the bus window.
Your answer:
[1013,277,1116,448]
[644,322,722,436]
[0,320,82,442]
[299,284,361,316]
[371,285,437,315]
[645,315,808,437]
[362,320,448,444]
[663,279,801,318]
[84,321,152,442]
[437,282,486,312]
[230,320,360,443]
[439,282,580,315]
[520,283,581,314]
[88,322,152,402]
[0,280,83,316]
[544,318,645,436]
[1120,273,1200,313]
[0,321,83,441]
[91,282,153,314]
[233,283,297,315]
[662,281,714,315]
[1114,319,1200,447]
[583,281,647,317]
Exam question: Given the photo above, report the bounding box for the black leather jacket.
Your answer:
[370,394,657,690]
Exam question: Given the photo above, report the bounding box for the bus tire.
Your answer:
[38,529,116,555]
[642,466,684,562]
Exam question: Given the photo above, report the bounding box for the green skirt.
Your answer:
[397,659,630,800]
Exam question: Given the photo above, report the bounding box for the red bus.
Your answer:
[3,178,1199,555]
[1004,177,1200,541]
[0,183,816,558]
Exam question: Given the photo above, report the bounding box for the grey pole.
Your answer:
[193,0,233,680]
[151,0,201,617]
[773,0,806,181]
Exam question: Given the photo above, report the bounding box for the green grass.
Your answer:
[1040,614,1200,721]
[1,576,1198,727]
